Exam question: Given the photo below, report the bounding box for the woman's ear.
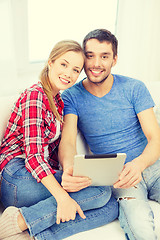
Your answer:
[48,59,52,68]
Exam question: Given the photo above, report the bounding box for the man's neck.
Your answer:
[82,74,114,98]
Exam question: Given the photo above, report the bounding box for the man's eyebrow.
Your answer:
[62,59,81,69]
[85,51,111,55]
[85,51,93,54]
[102,52,111,55]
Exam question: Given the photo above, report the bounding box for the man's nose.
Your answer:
[93,57,101,67]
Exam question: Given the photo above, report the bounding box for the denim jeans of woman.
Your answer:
[112,159,160,240]
[0,158,118,240]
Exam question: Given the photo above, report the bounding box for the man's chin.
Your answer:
[88,77,108,85]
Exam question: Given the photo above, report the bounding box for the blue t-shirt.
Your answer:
[62,74,155,163]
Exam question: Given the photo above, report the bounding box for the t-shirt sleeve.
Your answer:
[132,81,155,114]
[62,90,78,116]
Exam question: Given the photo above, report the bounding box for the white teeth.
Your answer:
[60,77,69,83]
[92,70,101,74]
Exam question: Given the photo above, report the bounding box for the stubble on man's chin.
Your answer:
[88,74,110,86]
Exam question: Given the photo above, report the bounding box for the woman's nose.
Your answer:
[64,68,71,78]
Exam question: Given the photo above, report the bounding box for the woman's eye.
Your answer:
[61,63,67,67]
[74,69,80,73]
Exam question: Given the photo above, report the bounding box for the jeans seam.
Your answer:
[1,177,18,206]
[35,206,109,239]
[26,190,107,231]
[77,192,105,204]
[29,211,56,227]
[120,202,137,240]
[20,209,57,237]
[24,188,110,236]
[26,190,107,228]
[4,168,33,180]
[76,188,110,205]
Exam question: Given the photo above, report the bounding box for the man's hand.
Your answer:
[61,166,92,192]
[113,161,142,189]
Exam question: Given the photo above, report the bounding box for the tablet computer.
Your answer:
[73,153,126,186]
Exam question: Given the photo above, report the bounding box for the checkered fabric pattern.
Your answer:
[0,83,64,182]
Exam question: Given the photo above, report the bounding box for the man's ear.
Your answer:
[112,55,118,67]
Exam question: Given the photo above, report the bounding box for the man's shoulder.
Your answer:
[62,80,84,97]
[114,74,142,84]
[113,74,146,90]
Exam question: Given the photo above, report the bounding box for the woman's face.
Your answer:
[48,51,84,95]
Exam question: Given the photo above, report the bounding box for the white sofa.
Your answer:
[0,82,160,239]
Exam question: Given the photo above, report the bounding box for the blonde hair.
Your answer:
[40,40,84,122]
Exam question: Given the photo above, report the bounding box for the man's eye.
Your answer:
[102,56,108,59]
[86,55,93,59]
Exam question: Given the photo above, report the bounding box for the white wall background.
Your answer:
[114,0,160,83]
[28,0,118,62]
[0,0,160,97]
[0,0,17,96]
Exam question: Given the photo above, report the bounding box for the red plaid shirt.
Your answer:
[0,83,64,182]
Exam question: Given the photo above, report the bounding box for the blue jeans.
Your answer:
[112,159,160,240]
[1,158,118,240]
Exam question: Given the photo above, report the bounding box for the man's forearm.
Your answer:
[58,141,77,171]
[133,137,160,172]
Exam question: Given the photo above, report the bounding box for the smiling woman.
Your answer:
[40,40,84,122]
[47,51,84,94]
[0,39,118,240]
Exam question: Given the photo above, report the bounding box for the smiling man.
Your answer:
[59,29,160,240]
[82,38,117,97]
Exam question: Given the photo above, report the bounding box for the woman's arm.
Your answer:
[41,174,86,224]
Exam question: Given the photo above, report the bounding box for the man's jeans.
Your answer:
[112,159,160,240]
[1,158,118,240]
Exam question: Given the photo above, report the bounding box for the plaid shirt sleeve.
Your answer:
[21,90,56,182]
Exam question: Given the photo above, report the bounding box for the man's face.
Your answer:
[84,39,117,84]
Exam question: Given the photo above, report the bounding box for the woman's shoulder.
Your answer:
[19,83,46,102]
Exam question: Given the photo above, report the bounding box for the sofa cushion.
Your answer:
[155,105,160,126]
[0,95,18,144]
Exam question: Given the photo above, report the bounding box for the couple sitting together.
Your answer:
[0,28,160,240]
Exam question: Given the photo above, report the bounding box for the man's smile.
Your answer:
[90,69,103,77]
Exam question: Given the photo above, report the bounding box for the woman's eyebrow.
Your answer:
[62,59,81,69]
[62,59,69,64]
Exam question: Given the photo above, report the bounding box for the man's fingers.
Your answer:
[63,175,91,183]
[118,166,130,180]
[62,180,92,192]
[114,173,142,188]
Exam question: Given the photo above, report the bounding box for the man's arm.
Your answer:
[59,114,78,170]
[114,108,160,189]
[58,114,91,192]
